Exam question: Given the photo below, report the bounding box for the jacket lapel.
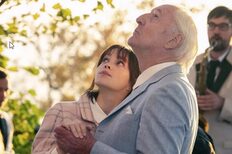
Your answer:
[214,59,231,92]
[78,94,96,124]
[106,64,183,118]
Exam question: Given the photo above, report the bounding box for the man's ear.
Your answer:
[164,33,183,49]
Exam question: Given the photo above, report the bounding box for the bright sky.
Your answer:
[2,0,231,57]
[155,0,232,52]
[1,0,231,102]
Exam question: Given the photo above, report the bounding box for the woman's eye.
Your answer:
[102,57,109,63]
[117,60,124,66]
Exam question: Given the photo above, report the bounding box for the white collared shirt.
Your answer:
[133,62,177,89]
[90,97,107,124]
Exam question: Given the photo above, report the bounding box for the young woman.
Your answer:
[32,44,140,154]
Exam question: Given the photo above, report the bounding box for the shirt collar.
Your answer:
[133,62,176,89]
[90,97,107,124]
[208,46,231,62]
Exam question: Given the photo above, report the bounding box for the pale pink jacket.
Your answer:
[32,93,97,154]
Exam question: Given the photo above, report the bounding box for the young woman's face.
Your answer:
[95,49,131,92]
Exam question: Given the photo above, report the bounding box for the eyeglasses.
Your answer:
[208,22,232,31]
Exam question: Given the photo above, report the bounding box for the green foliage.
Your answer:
[0,45,3,52]
[0,0,116,54]
[32,13,40,20]
[3,94,44,154]
[40,3,46,12]
[52,3,62,10]
[93,1,104,12]
[0,1,117,152]
[28,89,37,97]
[0,25,7,35]
[106,0,114,7]
[7,23,18,34]
[7,66,18,72]
[83,14,89,19]
[57,8,72,20]
[23,67,40,75]
[0,55,9,68]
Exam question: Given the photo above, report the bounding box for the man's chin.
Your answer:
[128,37,135,47]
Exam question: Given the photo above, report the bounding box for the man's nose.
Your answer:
[136,14,147,26]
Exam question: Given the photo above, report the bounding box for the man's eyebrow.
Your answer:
[152,8,162,15]
[208,21,230,24]
[157,8,162,14]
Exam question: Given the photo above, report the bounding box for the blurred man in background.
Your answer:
[189,6,232,154]
[0,69,14,153]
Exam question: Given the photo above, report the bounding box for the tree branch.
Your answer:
[0,0,7,7]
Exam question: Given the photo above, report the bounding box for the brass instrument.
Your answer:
[195,42,217,95]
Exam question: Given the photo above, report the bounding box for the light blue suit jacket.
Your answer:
[91,64,198,154]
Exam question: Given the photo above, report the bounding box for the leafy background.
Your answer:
[1,0,230,153]
[0,0,153,152]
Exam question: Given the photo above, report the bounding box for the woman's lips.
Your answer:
[99,70,111,77]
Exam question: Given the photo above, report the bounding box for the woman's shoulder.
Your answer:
[50,93,90,110]
[50,101,77,110]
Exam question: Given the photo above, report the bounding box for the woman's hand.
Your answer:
[61,119,96,138]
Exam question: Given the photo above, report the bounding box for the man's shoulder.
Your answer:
[227,46,232,63]
[194,53,205,64]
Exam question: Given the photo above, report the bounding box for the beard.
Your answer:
[209,35,228,52]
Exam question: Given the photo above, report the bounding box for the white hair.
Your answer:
[174,6,198,74]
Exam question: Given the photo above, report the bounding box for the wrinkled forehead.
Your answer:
[151,5,178,28]
[151,5,176,16]
[209,16,231,24]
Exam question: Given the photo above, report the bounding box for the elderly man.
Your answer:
[55,4,199,154]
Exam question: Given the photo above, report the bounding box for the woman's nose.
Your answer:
[104,64,111,69]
